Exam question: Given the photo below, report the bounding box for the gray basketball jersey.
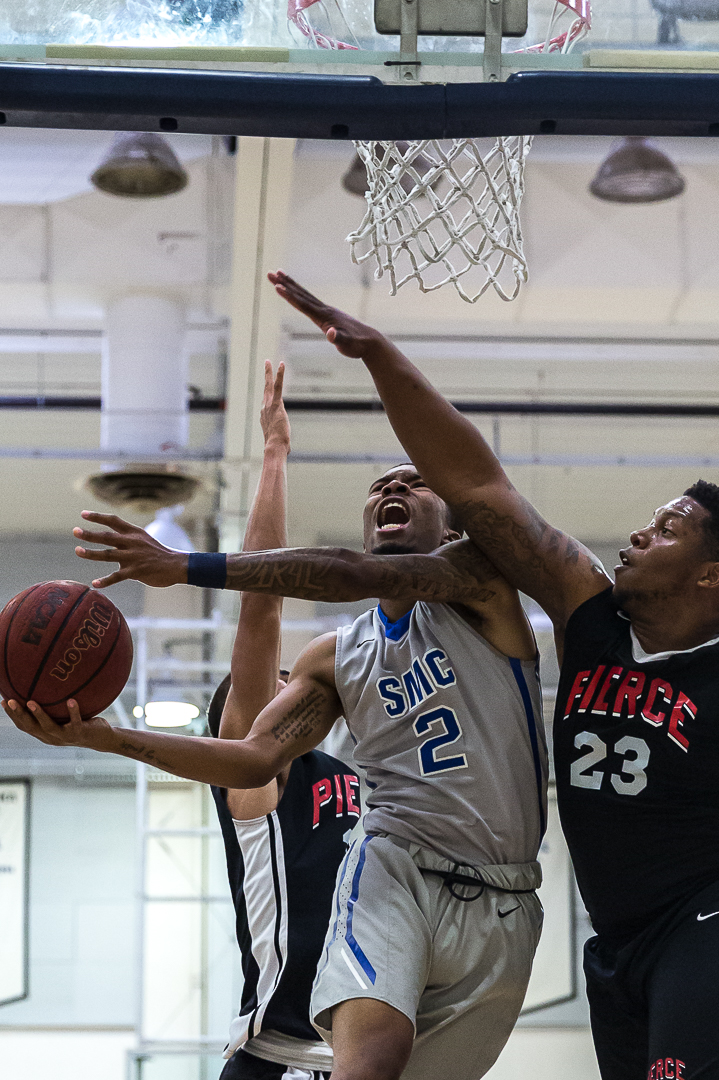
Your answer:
[335,602,548,867]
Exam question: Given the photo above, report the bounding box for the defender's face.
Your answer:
[363,465,452,555]
[613,496,713,604]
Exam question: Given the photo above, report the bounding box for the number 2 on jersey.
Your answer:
[570,730,650,795]
[413,706,468,776]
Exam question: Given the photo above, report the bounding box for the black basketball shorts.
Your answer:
[220,1048,331,1080]
[584,879,719,1080]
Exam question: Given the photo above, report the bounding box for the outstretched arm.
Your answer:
[3,634,342,790]
[221,361,291,818]
[268,271,610,631]
[74,519,506,607]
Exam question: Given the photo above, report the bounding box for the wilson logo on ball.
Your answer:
[20,586,72,646]
[50,603,114,681]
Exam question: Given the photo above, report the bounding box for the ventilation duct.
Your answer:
[86,295,199,513]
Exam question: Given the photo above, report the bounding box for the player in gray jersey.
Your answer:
[18,462,547,1080]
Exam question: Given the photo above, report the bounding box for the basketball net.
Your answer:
[347,1,592,303]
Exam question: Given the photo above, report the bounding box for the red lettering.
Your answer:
[312,779,332,828]
[668,694,694,752]
[642,678,673,727]
[578,666,605,713]
[657,1061,664,1079]
[334,774,344,817]
[648,1064,656,1080]
[344,774,361,817]
[592,666,623,715]
[612,670,646,718]
[564,670,591,719]
[665,1060,674,1080]
[676,1062,685,1079]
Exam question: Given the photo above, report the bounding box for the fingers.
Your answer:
[3,699,59,744]
[80,511,136,532]
[89,570,128,589]
[74,546,121,562]
[73,527,127,547]
[263,359,274,401]
[274,361,285,400]
[268,270,327,322]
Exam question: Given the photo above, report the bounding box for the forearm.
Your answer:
[221,439,288,738]
[243,441,288,553]
[99,726,278,788]
[222,546,486,603]
[362,339,505,506]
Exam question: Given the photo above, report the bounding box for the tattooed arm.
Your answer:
[73,515,508,606]
[269,271,611,632]
[2,634,342,789]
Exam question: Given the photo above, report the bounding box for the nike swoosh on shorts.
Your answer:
[697,911,719,921]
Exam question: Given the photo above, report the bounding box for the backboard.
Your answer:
[1,2,719,136]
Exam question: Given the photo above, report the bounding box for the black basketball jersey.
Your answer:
[554,587,719,943]
[212,750,361,1056]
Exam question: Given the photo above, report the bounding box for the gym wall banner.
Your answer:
[0,779,29,1006]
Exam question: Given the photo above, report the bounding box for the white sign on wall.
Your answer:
[0,780,29,1006]
[521,785,576,1013]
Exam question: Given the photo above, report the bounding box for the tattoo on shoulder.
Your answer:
[271,687,327,744]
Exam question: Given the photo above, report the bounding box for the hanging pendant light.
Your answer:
[589,137,685,204]
[91,132,188,197]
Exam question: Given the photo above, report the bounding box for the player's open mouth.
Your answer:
[615,550,631,572]
[377,499,411,532]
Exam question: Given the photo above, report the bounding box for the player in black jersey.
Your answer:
[231,277,719,1080]
[212,361,361,1080]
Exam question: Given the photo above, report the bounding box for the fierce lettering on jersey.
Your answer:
[563,666,695,752]
[647,1058,685,1080]
[376,648,456,718]
[312,774,360,828]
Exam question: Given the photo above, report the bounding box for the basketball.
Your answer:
[0,581,133,721]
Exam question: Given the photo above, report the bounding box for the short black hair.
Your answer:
[684,480,719,559]
[207,669,290,738]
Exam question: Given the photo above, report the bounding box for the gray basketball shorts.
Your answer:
[311,832,543,1080]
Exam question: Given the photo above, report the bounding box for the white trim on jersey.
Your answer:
[229,811,290,1050]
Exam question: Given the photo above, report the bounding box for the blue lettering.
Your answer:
[377,676,407,718]
[403,659,435,710]
[424,649,456,688]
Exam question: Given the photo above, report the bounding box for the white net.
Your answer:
[347,136,534,304]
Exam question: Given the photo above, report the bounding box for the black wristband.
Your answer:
[187,552,227,590]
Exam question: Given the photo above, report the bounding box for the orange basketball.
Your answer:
[0,580,133,721]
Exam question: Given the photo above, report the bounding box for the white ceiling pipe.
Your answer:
[102,295,187,457]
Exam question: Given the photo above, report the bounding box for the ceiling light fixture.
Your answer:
[589,137,685,204]
[91,132,188,198]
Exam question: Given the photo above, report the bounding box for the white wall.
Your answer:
[0,1030,136,1080]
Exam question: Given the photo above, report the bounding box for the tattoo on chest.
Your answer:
[271,687,326,744]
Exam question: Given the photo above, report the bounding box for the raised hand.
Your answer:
[73,512,188,589]
[3,697,113,750]
[268,270,384,360]
[260,360,291,453]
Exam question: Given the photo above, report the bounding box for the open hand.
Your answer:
[3,697,113,749]
[74,512,188,589]
[260,360,291,452]
[268,270,384,360]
